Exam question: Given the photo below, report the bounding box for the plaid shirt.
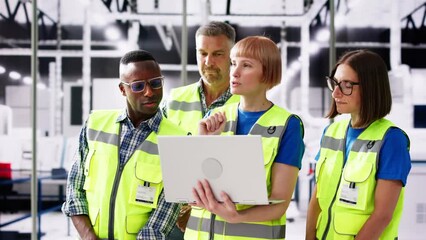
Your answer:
[62,109,179,240]
[162,78,234,117]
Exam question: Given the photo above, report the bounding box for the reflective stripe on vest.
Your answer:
[185,103,303,240]
[315,118,407,240]
[187,215,286,239]
[169,99,203,112]
[166,82,239,134]
[85,110,186,240]
[223,120,287,139]
[321,135,384,153]
[88,127,160,155]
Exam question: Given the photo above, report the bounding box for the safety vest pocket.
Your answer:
[128,161,163,209]
[83,149,96,191]
[316,212,322,230]
[316,156,341,200]
[333,211,369,236]
[342,160,373,183]
[336,160,374,210]
[88,208,100,235]
[314,156,324,184]
[125,213,149,234]
[134,160,162,183]
[263,146,276,166]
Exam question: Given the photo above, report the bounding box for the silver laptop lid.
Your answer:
[158,135,272,205]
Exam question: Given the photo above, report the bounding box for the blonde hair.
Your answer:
[230,36,281,89]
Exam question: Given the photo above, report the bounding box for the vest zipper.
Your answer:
[322,133,347,240]
[108,164,125,240]
[321,167,343,240]
[209,214,216,240]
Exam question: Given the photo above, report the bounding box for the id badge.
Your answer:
[135,184,157,204]
[339,183,358,205]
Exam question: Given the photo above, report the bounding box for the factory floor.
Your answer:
[0,211,307,239]
[0,208,423,239]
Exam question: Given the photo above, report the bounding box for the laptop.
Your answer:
[157,135,284,205]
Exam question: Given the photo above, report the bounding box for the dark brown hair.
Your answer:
[326,49,392,127]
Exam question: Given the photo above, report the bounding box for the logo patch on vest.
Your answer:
[367,141,375,149]
[267,126,276,134]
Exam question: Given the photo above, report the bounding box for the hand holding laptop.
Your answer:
[191,179,239,223]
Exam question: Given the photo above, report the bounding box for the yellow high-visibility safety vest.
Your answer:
[315,118,408,240]
[166,82,239,134]
[185,103,303,240]
[85,110,186,240]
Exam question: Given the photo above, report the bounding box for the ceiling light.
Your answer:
[105,26,121,41]
[37,83,47,90]
[23,76,32,84]
[0,65,5,74]
[316,28,330,42]
[9,71,21,80]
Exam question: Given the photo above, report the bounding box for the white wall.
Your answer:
[92,78,126,110]
[5,85,50,136]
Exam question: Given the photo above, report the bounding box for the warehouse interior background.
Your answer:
[0,0,426,239]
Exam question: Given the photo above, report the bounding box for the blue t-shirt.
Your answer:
[236,108,304,169]
[315,124,411,186]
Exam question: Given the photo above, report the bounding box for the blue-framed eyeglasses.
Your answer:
[326,76,360,96]
[121,76,164,93]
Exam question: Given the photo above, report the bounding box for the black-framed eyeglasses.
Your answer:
[326,76,360,96]
[121,76,164,93]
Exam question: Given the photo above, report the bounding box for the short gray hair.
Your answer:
[195,21,236,45]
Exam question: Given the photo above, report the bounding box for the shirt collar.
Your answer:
[197,78,233,102]
[196,78,204,93]
[116,108,162,134]
[197,78,233,115]
[116,109,127,123]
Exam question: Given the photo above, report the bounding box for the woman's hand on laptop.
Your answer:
[190,179,240,223]
[199,112,226,135]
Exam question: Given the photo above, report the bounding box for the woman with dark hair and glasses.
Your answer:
[306,49,411,240]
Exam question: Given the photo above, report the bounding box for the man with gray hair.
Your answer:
[164,21,238,240]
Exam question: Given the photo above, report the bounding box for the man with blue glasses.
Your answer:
[62,50,188,240]
[120,75,164,93]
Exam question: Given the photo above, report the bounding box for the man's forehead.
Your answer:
[196,35,232,48]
